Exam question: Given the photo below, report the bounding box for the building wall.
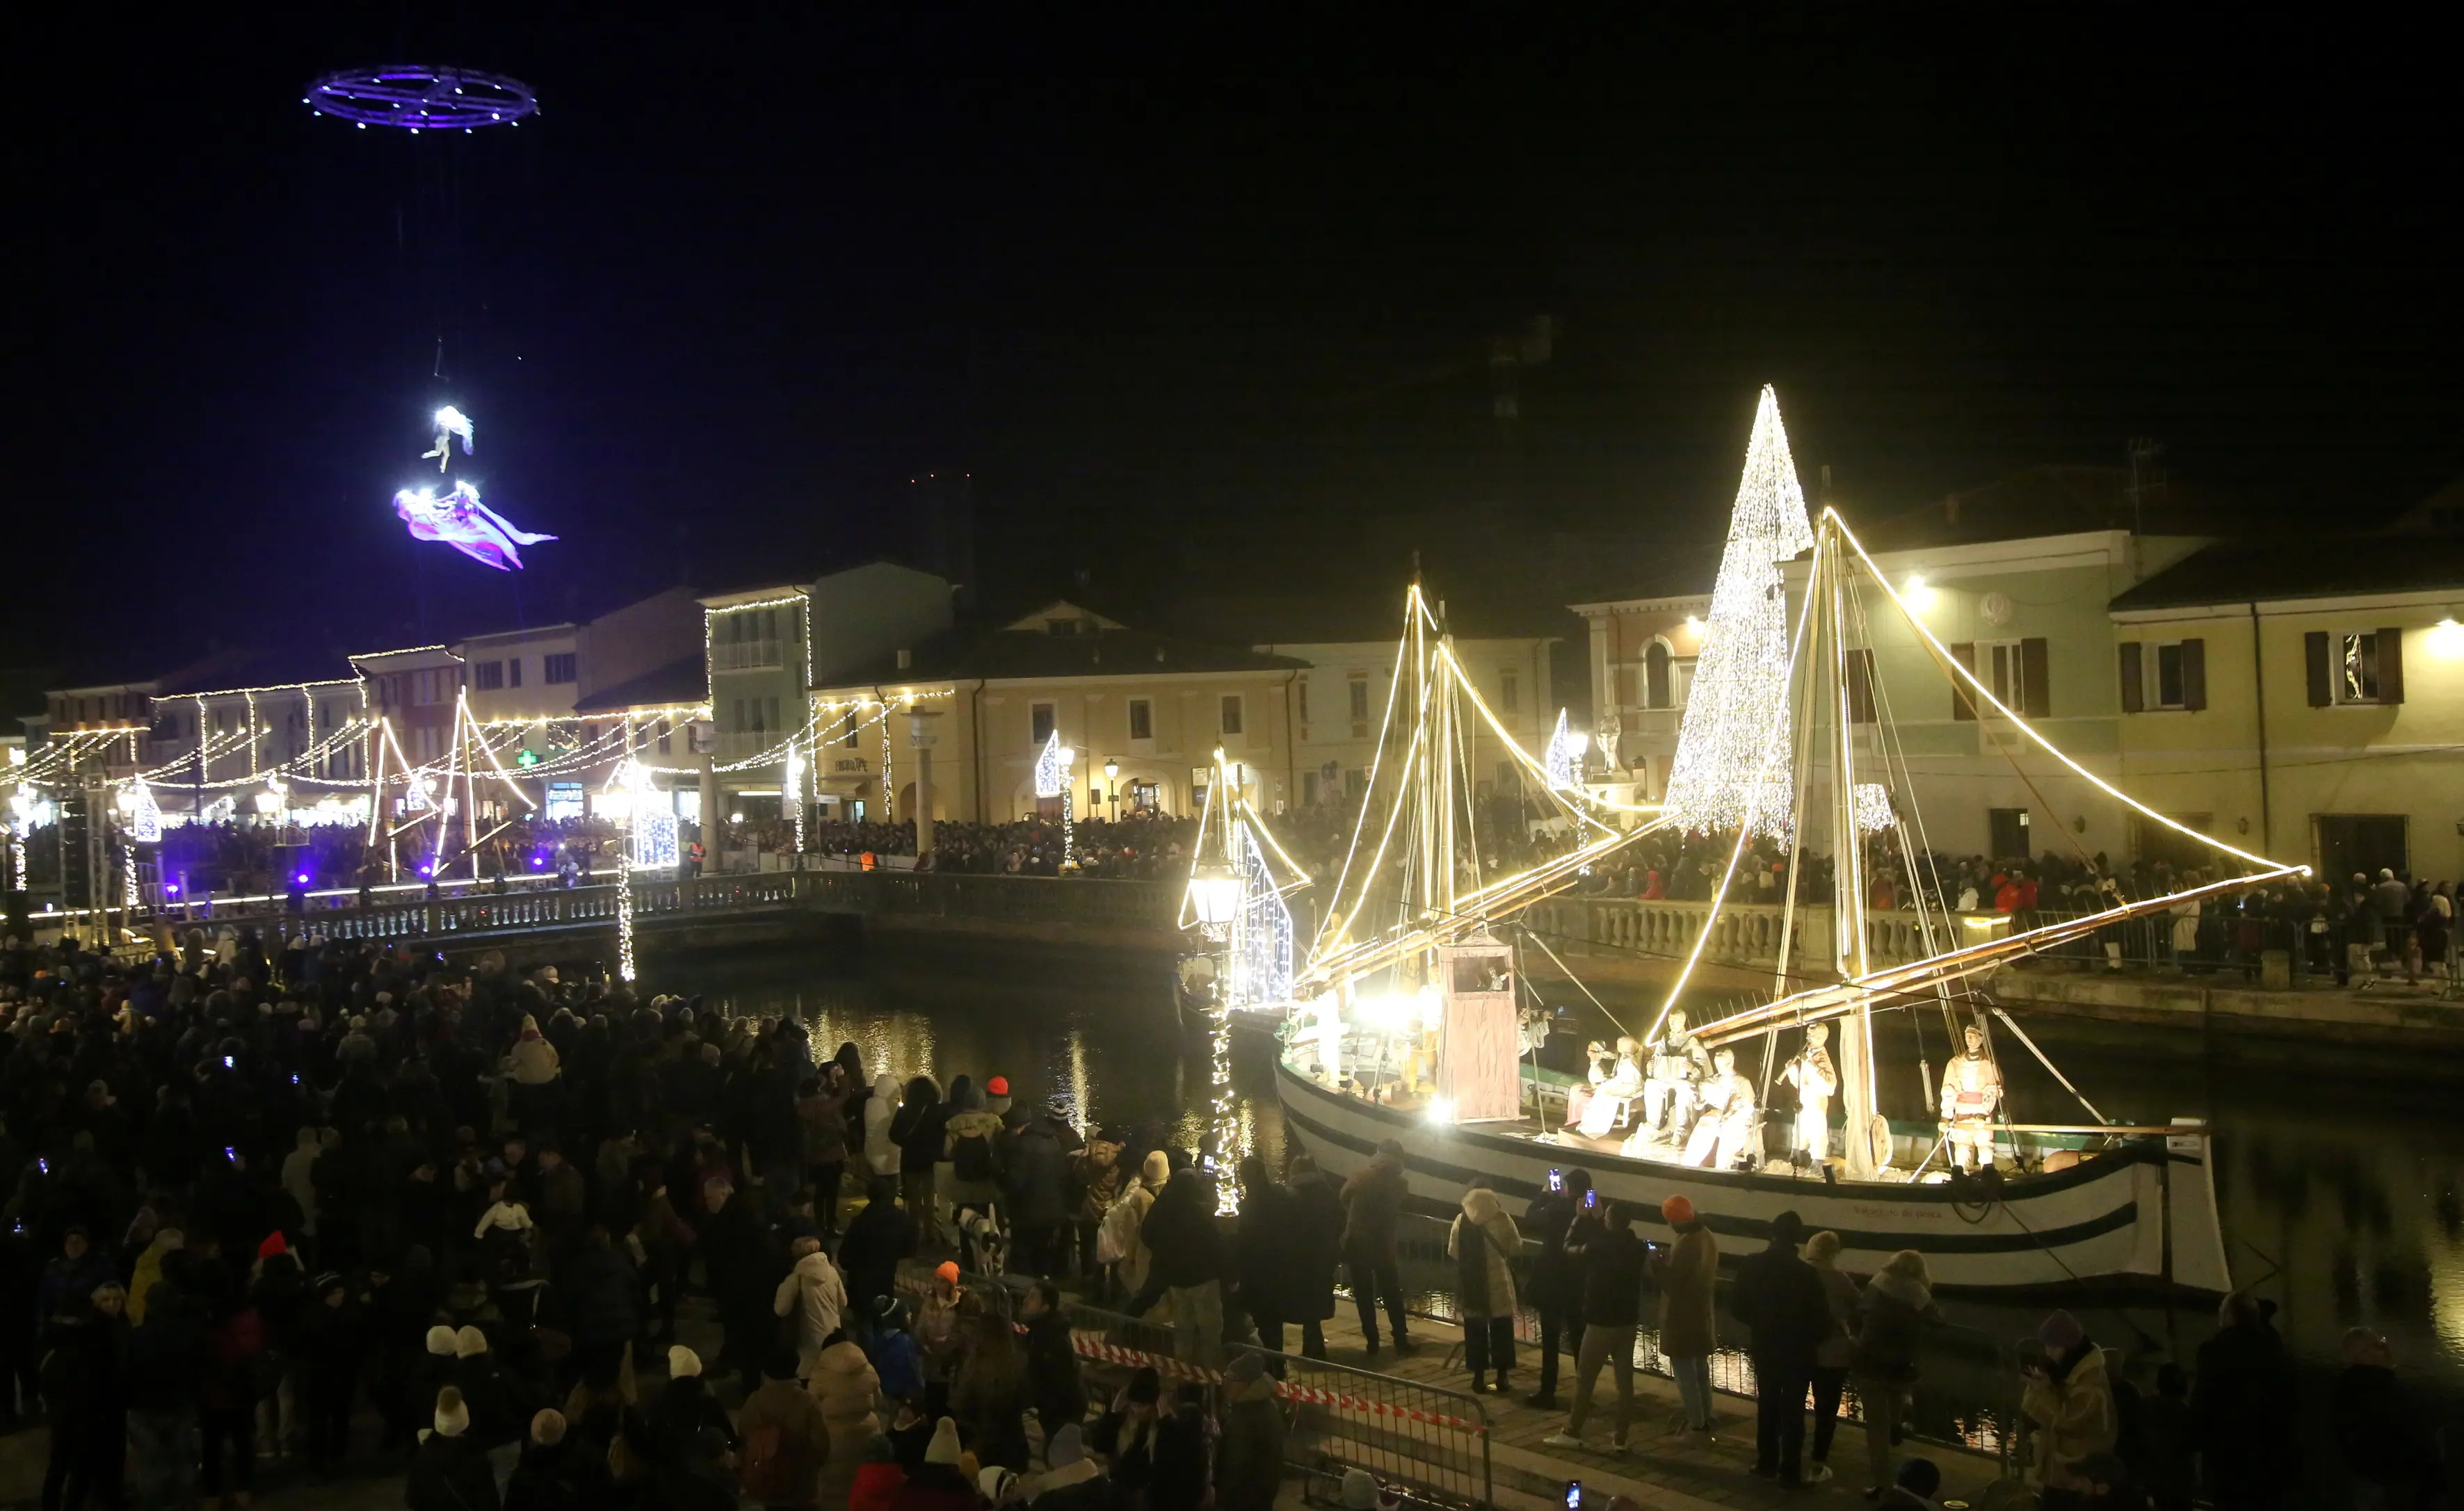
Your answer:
[578,587,703,702]
[1570,597,1710,795]
[1268,638,1555,810]
[459,630,580,726]
[2113,598,2464,882]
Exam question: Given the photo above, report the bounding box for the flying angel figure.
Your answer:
[422,406,476,471]
[394,480,556,571]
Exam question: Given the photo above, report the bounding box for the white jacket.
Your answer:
[774,1247,848,1374]
[862,1073,901,1176]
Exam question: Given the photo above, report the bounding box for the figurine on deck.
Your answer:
[1564,1037,1644,1139]
[1940,1024,2004,1172]
[1643,1010,1714,1139]
[1780,1023,1839,1163]
[1678,1047,1758,1170]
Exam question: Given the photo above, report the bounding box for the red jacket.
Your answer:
[850,1461,907,1511]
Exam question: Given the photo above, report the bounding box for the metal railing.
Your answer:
[899,1261,1492,1509]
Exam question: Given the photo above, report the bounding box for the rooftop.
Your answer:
[2108,536,2464,611]
[571,654,709,716]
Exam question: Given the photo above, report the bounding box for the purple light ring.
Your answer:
[305,65,538,130]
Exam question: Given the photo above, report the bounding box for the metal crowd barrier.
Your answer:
[896,1260,1494,1509]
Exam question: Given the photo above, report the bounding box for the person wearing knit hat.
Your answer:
[407,1387,499,1510]
[979,1465,1021,1504]
[2020,1307,2113,1494]
[529,1408,565,1445]
[934,1259,961,1288]
[454,1324,490,1357]
[427,1324,460,1357]
[924,1415,964,1465]
[668,1343,702,1377]
[1655,1189,1720,1438]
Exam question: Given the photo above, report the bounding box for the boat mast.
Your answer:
[1826,518,1881,1177]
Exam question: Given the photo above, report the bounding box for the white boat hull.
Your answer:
[1275,1056,2231,1297]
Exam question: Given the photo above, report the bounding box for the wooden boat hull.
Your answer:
[1274,1053,2231,1298]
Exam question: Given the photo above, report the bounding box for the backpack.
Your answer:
[952,1129,1000,1183]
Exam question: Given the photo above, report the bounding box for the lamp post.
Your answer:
[1104,757,1120,822]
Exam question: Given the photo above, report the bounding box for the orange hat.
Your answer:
[935,1261,961,1286]
[986,1076,1009,1097]
[1660,1195,1695,1225]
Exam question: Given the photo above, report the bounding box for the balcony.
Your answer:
[711,639,784,672]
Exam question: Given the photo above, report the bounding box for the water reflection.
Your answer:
[649,942,2461,1489]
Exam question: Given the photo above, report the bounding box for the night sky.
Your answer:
[20,13,2461,690]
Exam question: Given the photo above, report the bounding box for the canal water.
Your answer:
[645,937,2463,1483]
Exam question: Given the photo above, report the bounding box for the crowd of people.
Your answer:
[137,818,627,898]
[0,917,2452,1510]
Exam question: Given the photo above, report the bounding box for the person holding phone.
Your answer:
[1520,1167,1591,1409]
[1541,1199,1646,1454]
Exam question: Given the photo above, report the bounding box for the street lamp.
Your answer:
[1186,859,1241,927]
[1104,757,1120,821]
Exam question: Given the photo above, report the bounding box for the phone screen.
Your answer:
[1564,1480,1582,1510]
[1547,1168,1564,1193]
[1581,1188,1598,1210]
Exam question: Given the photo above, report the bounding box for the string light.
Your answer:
[1034,731,1074,866]
[1851,782,1896,834]
[1663,385,1815,836]
[1542,707,1588,790]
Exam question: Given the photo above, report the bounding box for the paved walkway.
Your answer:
[1306,1306,2016,1510]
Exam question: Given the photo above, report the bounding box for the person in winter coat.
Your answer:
[1102,1152,1166,1302]
[38,1282,128,1511]
[863,1296,928,1404]
[1136,1166,1227,1367]
[1214,1351,1285,1511]
[950,1306,1034,1472]
[696,1181,775,1385]
[2330,1326,2444,1511]
[1851,1248,1942,1495]
[774,1237,850,1377]
[889,1077,946,1228]
[1803,1230,1859,1485]
[124,1226,182,1323]
[1652,1194,1720,1435]
[840,1179,919,1321]
[646,1346,738,1473]
[1338,1140,1413,1354]
[298,1270,363,1476]
[738,1348,832,1509]
[560,1227,642,1389]
[508,1015,563,1142]
[1002,1108,1074,1277]
[1520,1167,1586,1409]
[796,1071,852,1234]
[409,1386,502,1511]
[1070,1136,1125,1280]
[2022,1310,2116,1498]
[1230,1156,1300,1364]
[505,1408,606,1511]
[2187,1291,2296,1511]
[1280,1154,1344,1362]
[862,1073,903,1181]
[810,1334,885,1507]
[1447,1182,1522,1394]
[1150,1382,1213,1511]
[848,1435,908,1511]
[940,1083,1007,1269]
[1021,1280,1087,1444]
[1728,1209,1831,1487]
[35,1227,117,1326]
[1543,1199,1647,1453]
[892,1417,976,1511]
[456,1323,533,1496]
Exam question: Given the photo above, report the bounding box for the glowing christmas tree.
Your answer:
[1663,386,1815,835]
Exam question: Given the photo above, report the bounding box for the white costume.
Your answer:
[1681,1049,1758,1169]
[1940,1026,2004,1172]
[1780,1024,1838,1163]
[1305,992,1344,1086]
[1643,1012,1712,1139]
[1573,1037,1643,1138]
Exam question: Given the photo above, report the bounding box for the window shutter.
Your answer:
[2180,638,2207,711]
[1950,642,1978,720]
[2303,631,2330,706]
[2377,627,2404,705]
[2118,643,2143,713]
[2020,638,2051,718]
